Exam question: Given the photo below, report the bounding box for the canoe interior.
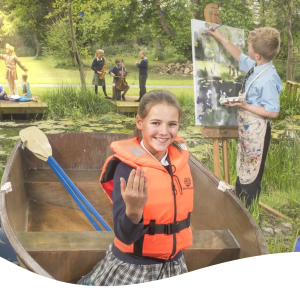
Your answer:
[1,132,268,283]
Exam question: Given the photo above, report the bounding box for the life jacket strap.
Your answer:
[143,212,191,236]
[133,213,191,258]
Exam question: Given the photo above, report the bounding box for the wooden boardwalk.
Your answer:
[0,95,139,118]
[0,96,48,117]
[112,95,139,113]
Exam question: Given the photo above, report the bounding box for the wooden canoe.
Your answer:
[0,132,268,283]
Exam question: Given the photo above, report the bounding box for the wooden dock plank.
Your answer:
[0,96,48,115]
[111,95,139,113]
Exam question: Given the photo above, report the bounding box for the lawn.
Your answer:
[0,55,194,87]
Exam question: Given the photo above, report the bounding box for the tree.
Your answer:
[0,0,53,57]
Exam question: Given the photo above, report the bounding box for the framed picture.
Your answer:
[191,19,245,126]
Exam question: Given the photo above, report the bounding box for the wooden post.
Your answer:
[201,126,238,183]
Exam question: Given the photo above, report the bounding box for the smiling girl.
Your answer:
[78,90,194,286]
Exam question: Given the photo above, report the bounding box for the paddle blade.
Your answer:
[19,126,52,161]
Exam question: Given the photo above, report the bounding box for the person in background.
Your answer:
[0,43,28,95]
[208,27,282,208]
[108,59,130,101]
[19,73,35,102]
[135,51,148,102]
[91,49,111,99]
[78,90,193,286]
[0,84,8,100]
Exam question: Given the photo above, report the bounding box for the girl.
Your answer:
[19,73,35,102]
[91,49,111,99]
[78,90,194,286]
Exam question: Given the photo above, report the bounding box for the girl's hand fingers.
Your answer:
[120,177,126,195]
[126,169,136,190]
[143,174,148,196]
[133,168,141,190]
[138,170,144,193]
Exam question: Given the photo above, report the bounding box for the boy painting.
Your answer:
[0,44,28,95]
[208,27,282,207]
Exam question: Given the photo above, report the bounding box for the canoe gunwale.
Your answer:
[0,139,54,279]
[188,154,269,255]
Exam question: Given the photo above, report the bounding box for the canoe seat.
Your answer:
[16,229,240,282]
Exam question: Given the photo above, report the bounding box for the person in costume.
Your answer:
[108,58,130,100]
[135,51,148,102]
[78,90,193,285]
[91,49,111,99]
[208,27,282,207]
[0,84,8,100]
[18,73,35,102]
[0,44,28,95]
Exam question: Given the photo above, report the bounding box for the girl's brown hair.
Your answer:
[134,90,183,149]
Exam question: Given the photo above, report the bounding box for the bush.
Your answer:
[177,93,195,129]
[277,88,300,120]
[197,68,208,78]
[42,85,116,119]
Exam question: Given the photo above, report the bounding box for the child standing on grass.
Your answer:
[78,90,193,285]
[208,27,282,207]
[91,49,111,99]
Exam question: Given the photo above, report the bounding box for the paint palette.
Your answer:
[219,97,242,105]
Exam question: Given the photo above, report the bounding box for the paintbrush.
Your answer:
[202,22,229,35]
[210,22,229,31]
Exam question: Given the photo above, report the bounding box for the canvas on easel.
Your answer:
[191,19,245,127]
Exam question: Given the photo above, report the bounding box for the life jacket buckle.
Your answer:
[165,222,179,235]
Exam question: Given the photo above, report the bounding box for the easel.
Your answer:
[202,4,238,184]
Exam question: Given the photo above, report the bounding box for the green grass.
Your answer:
[0,55,194,86]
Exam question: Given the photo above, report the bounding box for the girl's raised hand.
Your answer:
[120,168,148,224]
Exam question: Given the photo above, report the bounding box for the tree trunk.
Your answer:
[68,0,86,87]
[133,35,137,46]
[33,31,41,58]
[285,0,293,81]
[191,0,200,19]
[154,0,176,37]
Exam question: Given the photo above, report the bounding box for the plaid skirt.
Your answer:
[77,244,188,286]
[92,73,105,86]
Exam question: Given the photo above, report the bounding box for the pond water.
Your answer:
[0,114,215,180]
[1,114,300,180]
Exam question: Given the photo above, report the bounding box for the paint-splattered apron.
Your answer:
[237,64,272,185]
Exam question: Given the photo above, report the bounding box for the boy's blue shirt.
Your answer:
[239,54,282,113]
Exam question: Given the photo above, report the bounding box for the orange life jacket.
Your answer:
[99,137,193,260]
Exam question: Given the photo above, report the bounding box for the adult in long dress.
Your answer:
[0,44,28,95]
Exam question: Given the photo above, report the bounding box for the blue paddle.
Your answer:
[19,126,112,231]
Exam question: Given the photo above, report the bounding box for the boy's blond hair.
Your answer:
[247,27,280,61]
[139,51,146,56]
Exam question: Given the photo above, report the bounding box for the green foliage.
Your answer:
[277,89,300,120]
[42,85,116,119]
[220,71,234,81]
[197,68,208,78]
[177,92,195,130]
[43,18,91,68]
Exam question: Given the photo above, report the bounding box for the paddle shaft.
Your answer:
[48,156,112,231]
[47,158,102,231]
